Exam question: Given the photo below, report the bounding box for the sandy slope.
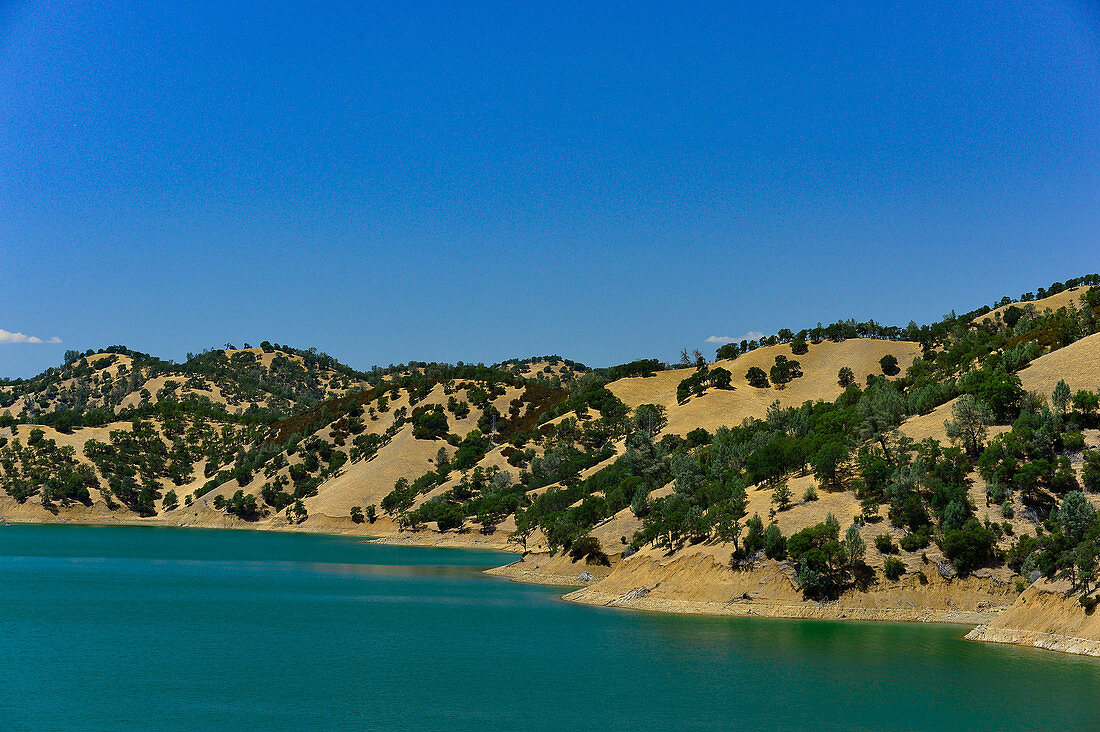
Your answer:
[966,582,1100,656]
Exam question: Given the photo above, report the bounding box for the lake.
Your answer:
[1,524,1096,730]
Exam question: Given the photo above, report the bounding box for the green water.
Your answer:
[1,525,1097,730]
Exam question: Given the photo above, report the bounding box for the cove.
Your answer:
[1,524,1097,730]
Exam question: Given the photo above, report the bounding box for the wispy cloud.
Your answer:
[705,331,763,344]
[0,329,62,344]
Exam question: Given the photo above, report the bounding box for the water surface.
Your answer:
[1,524,1096,730]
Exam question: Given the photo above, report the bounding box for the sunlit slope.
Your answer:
[974,287,1089,325]
[900,331,1100,444]
[609,339,922,435]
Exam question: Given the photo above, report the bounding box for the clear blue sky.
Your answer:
[2,1,1098,378]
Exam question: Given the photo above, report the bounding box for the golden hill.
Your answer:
[974,287,1089,325]
[610,339,921,435]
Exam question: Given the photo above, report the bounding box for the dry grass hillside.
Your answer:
[610,339,921,435]
[974,287,1089,325]
[901,331,1100,445]
[1,346,371,418]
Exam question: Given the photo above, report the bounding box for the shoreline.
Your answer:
[8,515,1100,659]
[964,625,1100,657]
[561,586,994,625]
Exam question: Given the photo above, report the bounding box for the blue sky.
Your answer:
[2,1,1098,378]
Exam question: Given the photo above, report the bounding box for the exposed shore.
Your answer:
[7,504,1100,658]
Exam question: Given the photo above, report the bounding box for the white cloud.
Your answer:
[705,331,763,344]
[0,329,62,344]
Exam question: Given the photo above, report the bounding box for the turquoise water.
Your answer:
[1,525,1097,730]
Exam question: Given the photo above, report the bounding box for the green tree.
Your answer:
[633,404,668,436]
[844,525,865,566]
[811,440,849,490]
[763,523,787,559]
[287,499,308,524]
[709,367,733,390]
[1073,390,1099,418]
[879,354,900,376]
[944,394,993,457]
[1059,491,1097,545]
[746,367,770,389]
[941,518,996,575]
[772,483,793,511]
[883,556,905,580]
[1083,450,1100,493]
[857,385,906,459]
[837,366,855,388]
[350,505,365,523]
[1052,379,1072,417]
[162,490,179,511]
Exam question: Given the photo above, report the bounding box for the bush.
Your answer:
[874,534,897,554]
[350,506,365,523]
[1080,595,1099,614]
[879,354,900,376]
[802,484,818,502]
[941,518,997,575]
[569,536,610,566]
[883,557,906,580]
[1083,450,1100,493]
[899,529,932,552]
[1063,431,1086,452]
[763,523,787,560]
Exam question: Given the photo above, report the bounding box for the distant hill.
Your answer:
[4,275,1100,655]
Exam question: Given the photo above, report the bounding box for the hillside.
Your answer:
[4,274,1100,656]
[974,286,1090,326]
[610,339,922,435]
[0,343,372,421]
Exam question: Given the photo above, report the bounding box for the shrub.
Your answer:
[941,518,997,575]
[1080,595,1099,614]
[883,557,906,580]
[899,529,932,552]
[879,354,900,376]
[350,506,365,523]
[802,484,818,502]
[569,536,610,566]
[875,534,897,554]
[1083,450,1100,493]
[1063,431,1086,452]
[763,523,787,559]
